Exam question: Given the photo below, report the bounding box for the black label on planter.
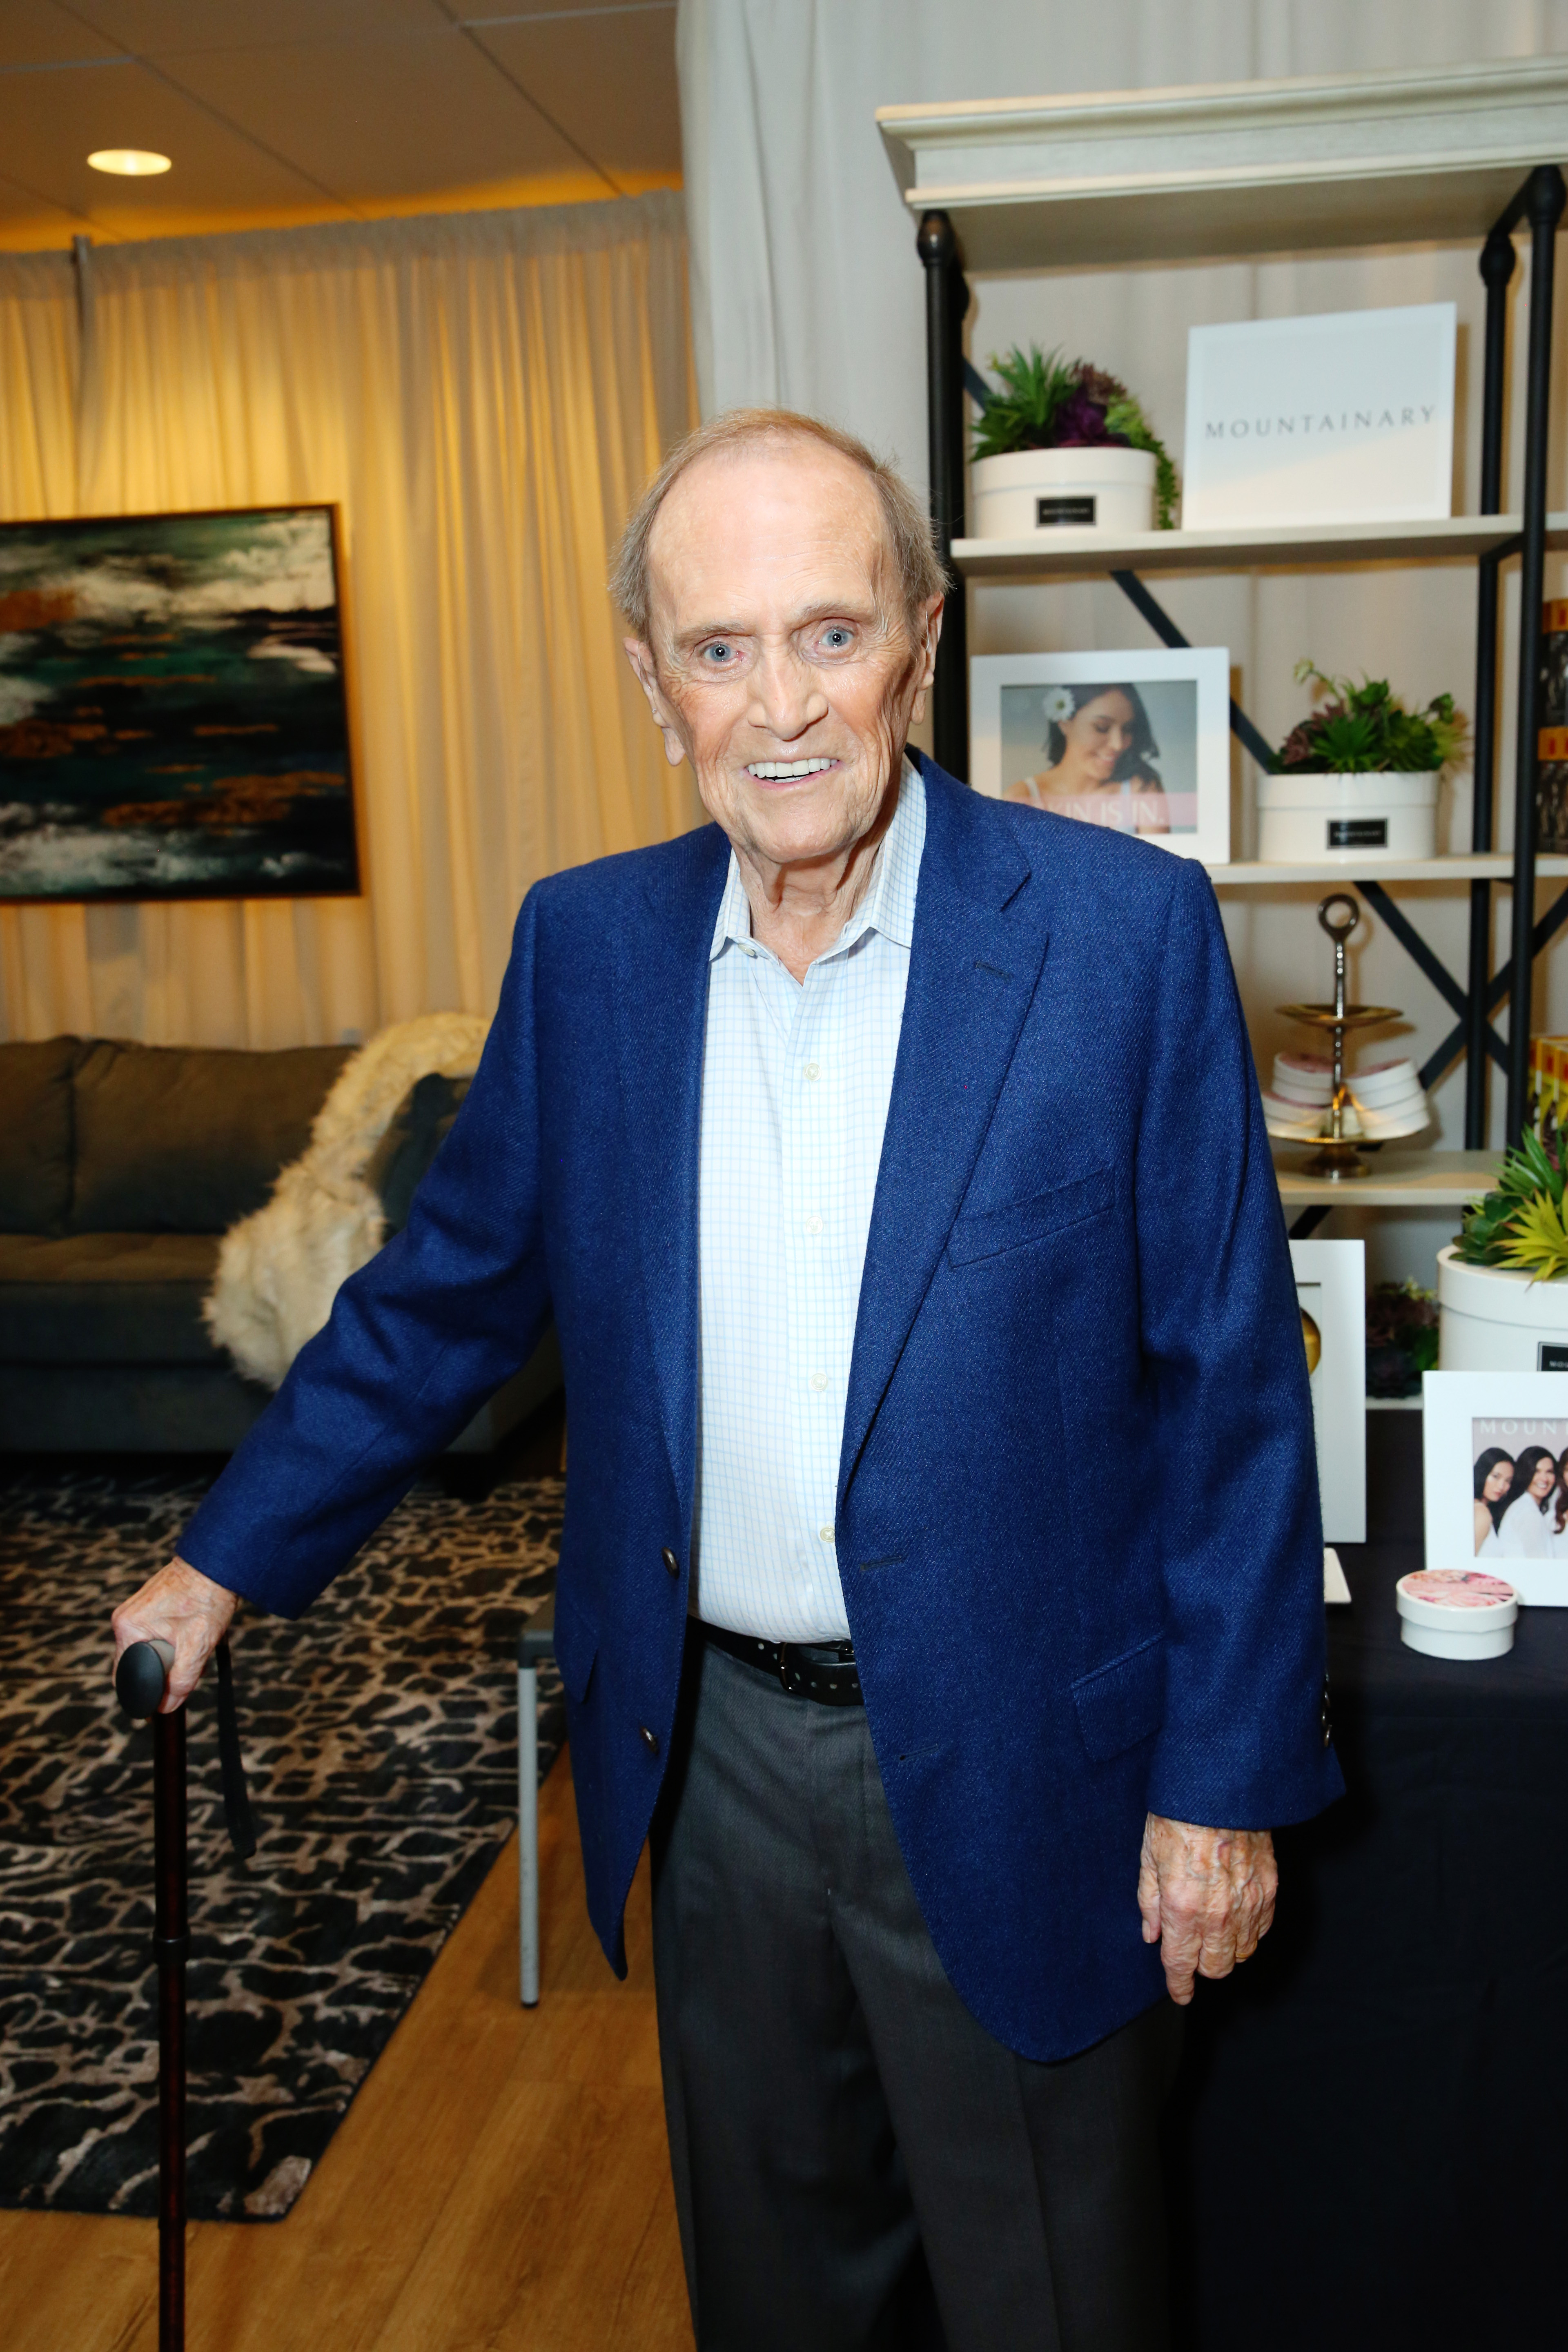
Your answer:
[1327,818,1389,849]
[1539,1343,1568,1372]
[1036,495,1096,526]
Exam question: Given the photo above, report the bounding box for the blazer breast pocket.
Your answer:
[947,1164,1115,1267]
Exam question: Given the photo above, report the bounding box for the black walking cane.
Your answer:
[116,1636,256,2352]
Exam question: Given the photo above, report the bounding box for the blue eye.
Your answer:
[702,641,735,664]
[821,626,853,650]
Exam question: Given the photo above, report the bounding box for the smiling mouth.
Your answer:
[745,757,839,780]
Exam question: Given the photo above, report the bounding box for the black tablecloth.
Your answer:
[1167,1413,1568,2351]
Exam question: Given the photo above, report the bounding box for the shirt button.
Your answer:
[639,1725,659,1755]
[818,1525,834,1543]
[810,1372,828,1392]
[660,1546,680,1577]
[804,1062,820,1080]
[804,1214,823,1235]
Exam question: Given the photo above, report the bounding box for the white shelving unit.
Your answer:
[1272,1149,1499,1209]
[882,59,1568,1227]
[952,513,1568,582]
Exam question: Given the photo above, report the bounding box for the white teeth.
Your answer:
[746,758,835,778]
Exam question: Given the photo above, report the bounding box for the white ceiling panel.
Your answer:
[0,1,122,67]
[159,30,606,200]
[63,1,450,53]
[0,54,337,228]
[473,8,679,182]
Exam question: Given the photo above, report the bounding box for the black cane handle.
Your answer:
[116,1638,175,1721]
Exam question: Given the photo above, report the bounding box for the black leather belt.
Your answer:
[700,1620,863,1706]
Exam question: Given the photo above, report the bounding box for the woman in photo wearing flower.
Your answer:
[1004,682,1169,837]
[1473,1446,1515,1557]
[1496,1445,1559,1559]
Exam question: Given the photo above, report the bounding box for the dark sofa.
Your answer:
[0,1036,559,1455]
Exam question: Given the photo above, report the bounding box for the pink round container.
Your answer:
[1396,1569,1517,1659]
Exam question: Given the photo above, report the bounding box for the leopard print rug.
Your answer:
[0,1464,563,2223]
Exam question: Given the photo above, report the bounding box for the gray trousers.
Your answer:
[650,1632,1181,2352]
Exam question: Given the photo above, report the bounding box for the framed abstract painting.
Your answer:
[0,505,360,902]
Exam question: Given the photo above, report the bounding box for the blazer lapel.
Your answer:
[839,772,1050,1508]
[612,824,730,1521]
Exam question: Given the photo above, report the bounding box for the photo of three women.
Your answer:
[1473,1436,1568,1559]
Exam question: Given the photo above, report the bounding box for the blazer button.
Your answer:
[661,1547,680,1577]
[1320,1675,1333,1749]
[639,1725,659,1755]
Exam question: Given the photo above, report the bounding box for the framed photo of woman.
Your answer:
[969,647,1231,865]
[1422,1372,1568,1603]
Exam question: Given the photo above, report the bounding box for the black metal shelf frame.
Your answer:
[918,165,1568,1154]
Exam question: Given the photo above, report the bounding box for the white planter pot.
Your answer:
[1437,1244,1568,1372]
[970,447,1156,539]
[1256,770,1439,863]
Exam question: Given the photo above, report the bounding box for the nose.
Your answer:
[748,644,828,741]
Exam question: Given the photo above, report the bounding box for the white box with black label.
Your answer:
[1183,303,1456,530]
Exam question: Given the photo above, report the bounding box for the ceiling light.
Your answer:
[87,150,172,178]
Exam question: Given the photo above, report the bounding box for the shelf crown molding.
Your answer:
[877,57,1568,270]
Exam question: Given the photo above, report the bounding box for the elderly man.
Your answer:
[113,410,1340,2351]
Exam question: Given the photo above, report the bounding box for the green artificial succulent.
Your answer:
[1275,662,1468,775]
[970,346,1179,530]
[1457,1129,1568,1280]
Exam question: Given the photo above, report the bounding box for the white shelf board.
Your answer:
[953,514,1566,581]
[1273,1148,1499,1207]
[1209,855,1568,885]
[878,59,1568,272]
[1367,1396,1423,1410]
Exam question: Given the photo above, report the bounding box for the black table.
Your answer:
[1167,1413,1568,2352]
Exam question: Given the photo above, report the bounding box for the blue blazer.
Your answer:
[181,755,1342,2062]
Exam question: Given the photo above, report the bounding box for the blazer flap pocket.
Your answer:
[949,1165,1114,1267]
[552,1577,599,1704]
[1071,1634,1164,1764]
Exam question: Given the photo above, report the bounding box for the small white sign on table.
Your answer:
[1183,303,1457,530]
[1292,1238,1365,1548]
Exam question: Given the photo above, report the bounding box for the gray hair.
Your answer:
[610,406,947,644]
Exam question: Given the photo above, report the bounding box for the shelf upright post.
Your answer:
[1465,225,1517,1147]
[918,209,969,779]
[1506,165,1567,1144]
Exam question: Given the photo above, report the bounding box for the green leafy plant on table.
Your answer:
[1365,1279,1440,1398]
[971,346,1180,530]
[1456,1129,1568,1281]
[1274,662,1468,775]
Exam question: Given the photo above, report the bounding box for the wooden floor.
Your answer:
[0,1751,694,2352]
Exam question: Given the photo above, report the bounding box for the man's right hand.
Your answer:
[111,1556,238,1713]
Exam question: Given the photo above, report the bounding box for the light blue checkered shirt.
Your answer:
[690,761,927,1642]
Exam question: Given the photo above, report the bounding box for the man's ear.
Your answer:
[624,637,688,769]
[909,595,945,724]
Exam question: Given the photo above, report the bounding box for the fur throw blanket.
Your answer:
[204,1012,489,1390]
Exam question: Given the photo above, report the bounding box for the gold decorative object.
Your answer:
[1277,893,1401,1180]
[1300,1307,1323,1373]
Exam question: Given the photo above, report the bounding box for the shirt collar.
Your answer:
[708,756,926,965]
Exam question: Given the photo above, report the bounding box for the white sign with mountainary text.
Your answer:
[1183,303,1456,530]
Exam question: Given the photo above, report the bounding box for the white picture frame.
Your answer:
[1183,302,1457,530]
[969,648,1230,865]
[1292,1238,1366,1547]
[1422,1371,1568,1604]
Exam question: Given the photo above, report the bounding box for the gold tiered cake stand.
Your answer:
[1276,893,1401,1181]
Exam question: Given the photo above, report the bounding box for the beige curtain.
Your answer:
[0,194,700,1047]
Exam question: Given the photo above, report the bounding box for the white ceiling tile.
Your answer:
[158,31,609,200]
[472,9,679,183]
[0,0,122,67]
[64,1,450,54]
[0,53,341,225]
